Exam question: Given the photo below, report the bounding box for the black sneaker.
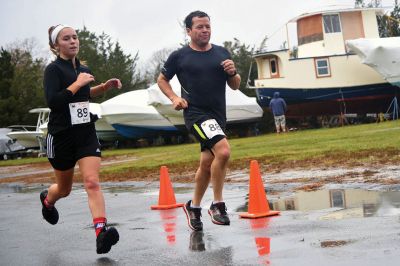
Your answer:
[208,202,230,225]
[189,231,205,251]
[96,226,119,254]
[40,190,59,225]
[183,200,203,231]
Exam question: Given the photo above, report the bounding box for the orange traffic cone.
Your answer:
[239,160,280,218]
[151,166,184,210]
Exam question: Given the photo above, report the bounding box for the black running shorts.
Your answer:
[190,117,226,152]
[46,124,101,170]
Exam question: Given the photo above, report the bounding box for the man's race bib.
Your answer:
[200,119,225,139]
[69,101,90,125]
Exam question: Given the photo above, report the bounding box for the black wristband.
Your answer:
[228,71,237,78]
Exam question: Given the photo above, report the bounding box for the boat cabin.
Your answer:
[254,8,383,82]
[252,7,399,118]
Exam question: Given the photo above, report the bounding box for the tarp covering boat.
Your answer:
[100,89,177,139]
[346,37,400,87]
[147,76,263,127]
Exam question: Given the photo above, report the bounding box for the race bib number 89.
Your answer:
[201,119,225,139]
[69,101,90,125]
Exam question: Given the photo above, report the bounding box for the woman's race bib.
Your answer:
[69,101,90,125]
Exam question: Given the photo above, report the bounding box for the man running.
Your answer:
[157,10,241,231]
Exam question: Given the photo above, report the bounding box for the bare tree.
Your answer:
[144,47,175,84]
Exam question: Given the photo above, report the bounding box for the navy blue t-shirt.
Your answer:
[161,44,231,129]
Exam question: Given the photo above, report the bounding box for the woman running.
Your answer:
[41,24,121,254]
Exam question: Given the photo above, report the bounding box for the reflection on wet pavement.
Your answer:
[159,209,178,245]
[255,237,270,255]
[189,231,205,251]
[239,189,400,220]
[2,183,400,265]
[249,218,271,263]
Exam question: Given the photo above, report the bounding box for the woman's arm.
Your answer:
[90,78,122,98]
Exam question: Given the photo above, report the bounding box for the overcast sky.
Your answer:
[0,0,395,68]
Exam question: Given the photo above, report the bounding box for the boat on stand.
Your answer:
[147,76,263,136]
[6,108,50,150]
[89,103,126,143]
[252,6,400,124]
[100,89,179,140]
[346,36,400,120]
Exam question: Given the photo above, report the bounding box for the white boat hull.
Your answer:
[147,77,263,127]
[89,103,124,142]
[7,131,44,149]
[101,90,177,139]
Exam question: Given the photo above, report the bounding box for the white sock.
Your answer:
[190,201,201,209]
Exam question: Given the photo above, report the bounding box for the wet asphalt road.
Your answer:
[1,182,400,266]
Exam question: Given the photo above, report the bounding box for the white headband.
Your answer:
[51,24,73,45]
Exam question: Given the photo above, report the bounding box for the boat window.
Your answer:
[270,59,277,74]
[297,14,323,45]
[315,58,331,77]
[285,199,295,210]
[330,190,345,208]
[269,57,279,78]
[323,14,341,33]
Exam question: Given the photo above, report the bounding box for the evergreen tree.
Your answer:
[223,39,258,96]
[0,45,46,127]
[389,0,400,36]
[0,49,13,99]
[0,48,15,127]
[10,48,46,125]
[76,27,142,102]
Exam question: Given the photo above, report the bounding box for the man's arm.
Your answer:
[221,59,241,90]
[157,73,188,110]
[227,74,241,90]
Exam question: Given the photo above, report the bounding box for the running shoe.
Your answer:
[208,202,230,225]
[96,226,119,254]
[183,200,203,231]
[40,190,59,225]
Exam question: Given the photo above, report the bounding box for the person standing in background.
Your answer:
[269,92,287,133]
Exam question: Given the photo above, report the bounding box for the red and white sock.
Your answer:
[93,217,107,237]
[44,197,54,209]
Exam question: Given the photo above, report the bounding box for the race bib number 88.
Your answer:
[201,119,225,139]
[69,101,90,125]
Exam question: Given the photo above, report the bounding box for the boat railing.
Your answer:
[7,125,38,132]
[28,108,50,131]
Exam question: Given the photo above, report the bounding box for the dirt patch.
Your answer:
[1,149,400,188]
[296,183,324,191]
[320,240,351,248]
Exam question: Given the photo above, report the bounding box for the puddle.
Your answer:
[0,181,194,194]
[103,185,151,193]
[0,183,47,193]
[237,189,400,220]
[102,183,193,194]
